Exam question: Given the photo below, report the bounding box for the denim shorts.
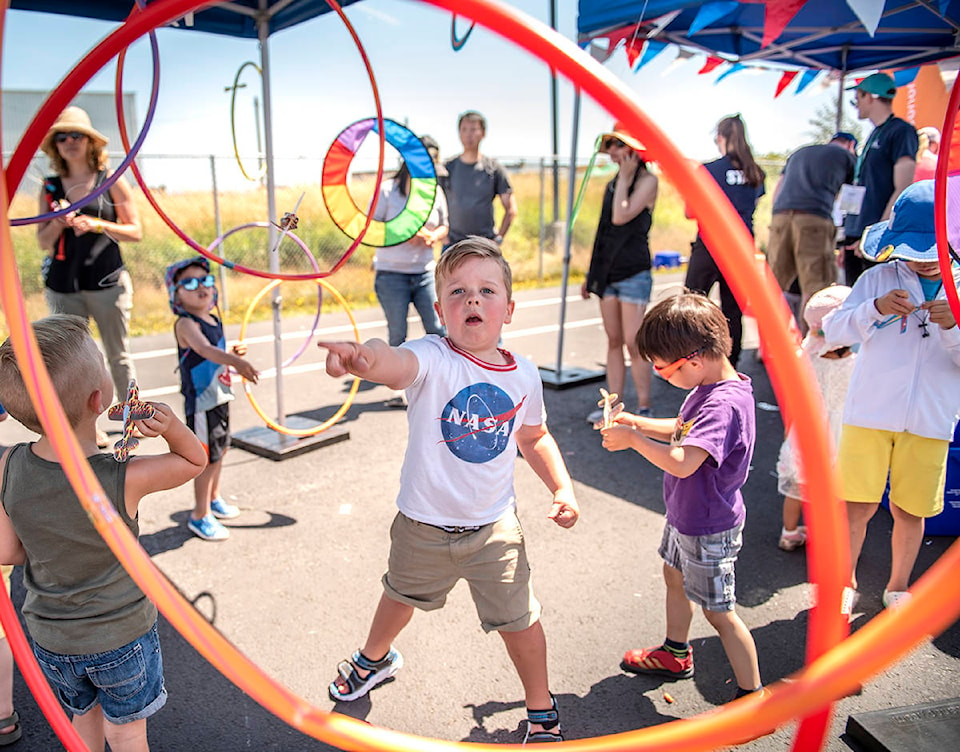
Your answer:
[601,269,652,304]
[658,522,743,612]
[33,622,167,724]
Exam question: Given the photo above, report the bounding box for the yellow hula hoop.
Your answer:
[239,276,360,436]
[229,61,267,182]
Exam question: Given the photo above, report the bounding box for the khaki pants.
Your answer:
[45,269,135,402]
[767,211,839,309]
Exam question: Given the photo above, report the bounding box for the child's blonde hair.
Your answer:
[435,237,513,300]
[636,291,733,363]
[0,315,107,433]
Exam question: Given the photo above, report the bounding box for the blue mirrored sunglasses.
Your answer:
[176,274,216,291]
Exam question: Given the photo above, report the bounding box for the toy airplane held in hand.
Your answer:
[107,380,154,462]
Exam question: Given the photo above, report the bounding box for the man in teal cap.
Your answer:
[840,72,918,285]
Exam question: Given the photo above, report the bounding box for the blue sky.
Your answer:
[3,0,843,189]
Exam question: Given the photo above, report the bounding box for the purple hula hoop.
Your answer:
[9,2,161,226]
[207,222,323,368]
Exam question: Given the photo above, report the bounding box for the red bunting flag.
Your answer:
[761,0,809,47]
[774,70,799,98]
[699,55,725,75]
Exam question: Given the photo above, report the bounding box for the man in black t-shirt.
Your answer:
[767,132,856,325]
[841,73,918,285]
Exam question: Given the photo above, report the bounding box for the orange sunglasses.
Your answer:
[653,348,702,379]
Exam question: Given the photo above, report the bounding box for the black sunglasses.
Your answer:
[603,138,626,150]
[176,274,216,291]
[54,132,86,144]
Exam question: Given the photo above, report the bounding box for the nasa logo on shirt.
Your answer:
[439,382,524,464]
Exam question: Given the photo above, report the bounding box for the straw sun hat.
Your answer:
[40,106,108,157]
[598,121,647,157]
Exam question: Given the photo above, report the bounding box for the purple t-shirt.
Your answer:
[663,375,756,536]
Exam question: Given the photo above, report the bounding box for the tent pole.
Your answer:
[538,87,604,389]
[232,13,349,458]
[257,17,285,425]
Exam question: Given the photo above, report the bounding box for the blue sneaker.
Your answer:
[210,497,240,519]
[187,514,229,541]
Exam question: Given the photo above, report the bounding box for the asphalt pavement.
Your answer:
[0,273,958,751]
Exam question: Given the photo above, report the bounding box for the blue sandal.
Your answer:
[329,647,403,702]
[523,695,563,743]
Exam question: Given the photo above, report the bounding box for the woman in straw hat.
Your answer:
[36,106,142,442]
[582,121,659,424]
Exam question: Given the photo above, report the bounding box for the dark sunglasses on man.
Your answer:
[603,138,626,150]
[176,274,216,292]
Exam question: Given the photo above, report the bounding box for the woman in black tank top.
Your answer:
[35,106,143,424]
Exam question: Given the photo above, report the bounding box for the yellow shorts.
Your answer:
[0,565,12,641]
[382,511,541,633]
[838,425,947,518]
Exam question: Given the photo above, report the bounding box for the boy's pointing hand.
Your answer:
[318,341,370,378]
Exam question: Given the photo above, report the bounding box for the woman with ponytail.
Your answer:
[684,114,766,367]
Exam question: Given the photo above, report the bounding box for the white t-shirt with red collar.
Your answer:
[397,335,546,527]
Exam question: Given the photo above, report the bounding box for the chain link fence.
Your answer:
[5,151,784,336]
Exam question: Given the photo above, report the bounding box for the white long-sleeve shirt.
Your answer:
[822,260,960,441]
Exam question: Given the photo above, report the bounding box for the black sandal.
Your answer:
[523,696,563,743]
[0,710,21,746]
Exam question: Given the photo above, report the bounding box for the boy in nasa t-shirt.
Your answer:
[319,238,578,742]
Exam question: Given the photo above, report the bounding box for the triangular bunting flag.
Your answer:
[715,62,746,83]
[661,48,695,77]
[635,40,668,71]
[774,70,799,98]
[892,67,920,86]
[699,56,726,75]
[761,0,810,47]
[624,37,646,69]
[794,68,821,93]
[689,1,740,35]
[845,0,885,37]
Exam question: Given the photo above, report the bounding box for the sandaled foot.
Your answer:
[621,645,693,679]
[523,696,562,744]
[0,710,22,745]
[328,647,403,702]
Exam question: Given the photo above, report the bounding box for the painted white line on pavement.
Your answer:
[138,314,602,401]
[131,294,585,362]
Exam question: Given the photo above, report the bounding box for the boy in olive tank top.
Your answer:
[0,315,206,752]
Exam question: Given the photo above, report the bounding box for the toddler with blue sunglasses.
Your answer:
[166,257,259,541]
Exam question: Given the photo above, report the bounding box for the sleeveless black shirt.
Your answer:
[42,171,124,293]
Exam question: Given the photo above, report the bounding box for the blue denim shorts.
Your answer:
[601,269,653,304]
[33,622,167,724]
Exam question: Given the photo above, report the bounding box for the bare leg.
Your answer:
[887,501,925,592]
[621,300,651,409]
[499,621,553,732]
[598,296,626,402]
[103,718,150,752]
[702,608,761,692]
[0,637,14,738]
[361,593,415,662]
[845,501,878,589]
[73,706,106,752]
[663,563,695,643]
[782,495,803,531]
[191,458,222,519]
[210,446,226,502]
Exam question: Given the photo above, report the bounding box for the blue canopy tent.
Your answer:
[577,0,960,73]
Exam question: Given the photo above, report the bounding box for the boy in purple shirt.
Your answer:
[599,292,761,701]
